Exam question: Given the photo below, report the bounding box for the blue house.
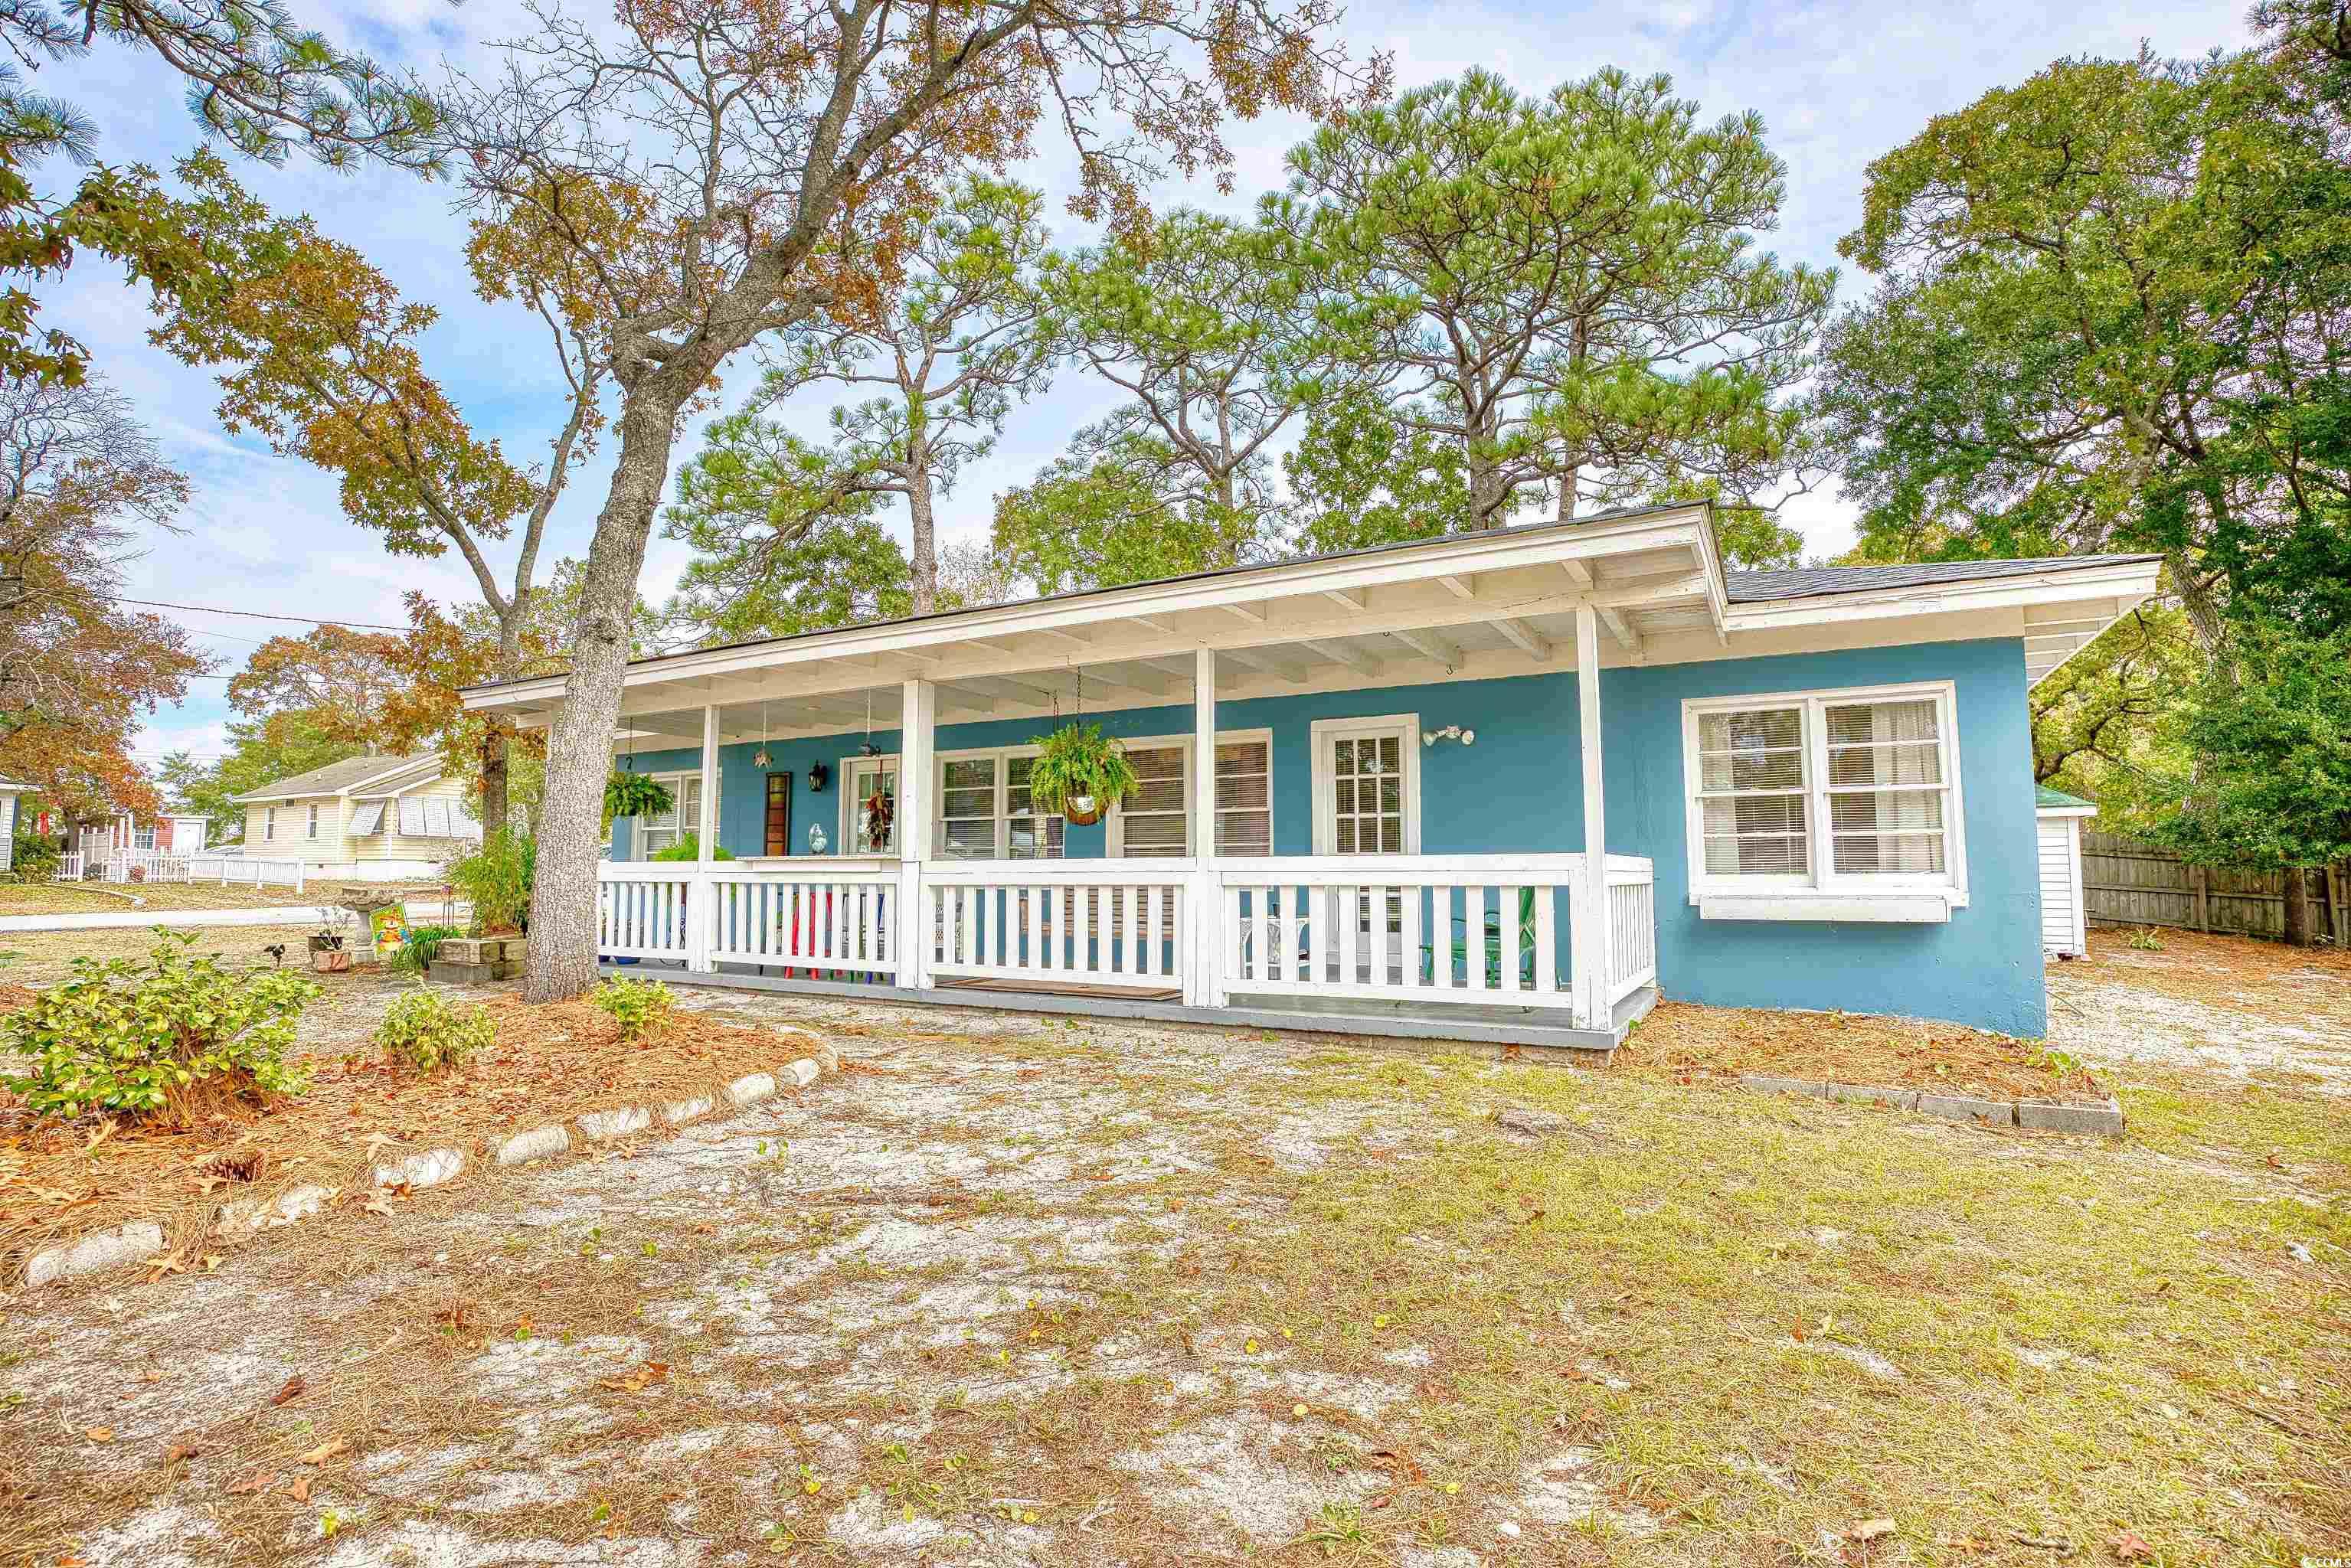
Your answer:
[464,504,2158,1050]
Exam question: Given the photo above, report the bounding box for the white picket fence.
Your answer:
[59,851,308,891]
[597,852,1657,1029]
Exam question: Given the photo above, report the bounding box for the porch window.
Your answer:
[635,773,703,858]
[1005,754,1066,859]
[1104,733,1272,857]
[1682,682,1966,913]
[134,826,156,851]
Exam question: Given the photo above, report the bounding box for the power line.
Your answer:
[110,596,410,632]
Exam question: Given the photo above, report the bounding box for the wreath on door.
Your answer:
[860,784,894,848]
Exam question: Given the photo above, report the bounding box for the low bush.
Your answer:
[10,833,62,880]
[0,930,318,1121]
[449,829,534,936]
[592,975,675,1042]
[391,923,465,974]
[647,833,734,862]
[375,986,498,1073]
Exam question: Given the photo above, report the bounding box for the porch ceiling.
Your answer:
[481,506,1729,742]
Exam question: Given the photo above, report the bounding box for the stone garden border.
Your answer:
[17,1030,841,1292]
[1738,1074,2124,1136]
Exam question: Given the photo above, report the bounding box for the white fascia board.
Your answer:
[1723,561,2160,635]
[463,508,1720,715]
[2035,805,2101,820]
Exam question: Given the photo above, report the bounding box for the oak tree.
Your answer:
[432,0,1370,999]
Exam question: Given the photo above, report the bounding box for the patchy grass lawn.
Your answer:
[0,880,459,917]
[2,978,2343,1567]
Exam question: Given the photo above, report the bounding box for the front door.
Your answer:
[845,757,898,854]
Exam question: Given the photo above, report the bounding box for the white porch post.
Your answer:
[897,678,936,990]
[1188,648,1224,1007]
[1575,606,1614,1031]
[689,702,719,973]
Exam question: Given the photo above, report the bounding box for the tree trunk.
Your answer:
[524,401,679,1002]
[2281,864,2311,947]
[907,439,938,615]
[479,727,509,841]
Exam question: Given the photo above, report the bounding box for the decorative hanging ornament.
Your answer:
[752,701,771,769]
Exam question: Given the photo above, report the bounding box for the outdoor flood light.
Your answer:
[1421,725,1476,747]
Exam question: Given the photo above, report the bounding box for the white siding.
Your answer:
[2037,814,2088,957]
[355,776,476,864]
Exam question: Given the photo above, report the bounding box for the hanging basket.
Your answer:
[1025,722,1137,827]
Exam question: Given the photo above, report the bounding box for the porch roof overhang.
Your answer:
[458,503,2160,748]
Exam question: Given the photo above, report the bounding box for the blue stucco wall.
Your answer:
[609,636,2045,1035]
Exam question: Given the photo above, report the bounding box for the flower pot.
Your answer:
[1064,792,1100,826]
[310,949,351,974]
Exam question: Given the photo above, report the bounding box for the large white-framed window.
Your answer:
[632,770,705,858]
[1107,730,1274,858]
[1681,681,1967,918]
[1310,714,1420,856]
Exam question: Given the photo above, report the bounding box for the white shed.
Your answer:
[2035,786,2099,959]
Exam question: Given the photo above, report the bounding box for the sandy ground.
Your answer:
[0,883,460,918]
[3,931,2343,1565]
[2047,929,2351,1089]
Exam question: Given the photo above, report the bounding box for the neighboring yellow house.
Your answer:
[231,753,482,880]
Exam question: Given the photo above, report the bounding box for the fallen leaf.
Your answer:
[269,1376,305,1407]
[298,1437,348,1465]
[2109,1529,2155,1563]
[225,1470,276,1496]
[1852,1519,1897,1541]
[284,1476,312,1502]
[85,1426,113,1442]
[165,1442,200,1462]
[596,1361,671,1394]
[361,1194,394,1218]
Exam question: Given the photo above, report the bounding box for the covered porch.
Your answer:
[478,507,1731,1050]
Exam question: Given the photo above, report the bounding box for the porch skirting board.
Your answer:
[603,960,1643,1056]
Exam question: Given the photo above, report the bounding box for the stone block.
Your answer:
[2016,1098,2124,1137]
[724,1072,777,1108]
[1826,1083,1921,1110]
[1739,1074,1827,1098]
[577,1106,653,1141]
[783,1058,820,1089]
[374,1148,465,1190]
[495,1125,570,1166]
[25,1221,165,1287]
[1917,1093,2015,1128]
[662,1097,713,1125]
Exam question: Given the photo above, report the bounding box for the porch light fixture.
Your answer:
[1421,725,1476,748]
[807,760,831,792]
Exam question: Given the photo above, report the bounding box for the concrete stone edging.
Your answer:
[1738,1074,2124,1136]
[15,1039,841,1291]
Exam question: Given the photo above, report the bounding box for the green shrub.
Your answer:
[391,924,465,975]
[449,828,534,936]
[647,833,734,862]
[375,985,498,1073]
[592,975,675,1042]
[11,833,61,879]
[2126,926,2166,951]
[0,930,317,1121]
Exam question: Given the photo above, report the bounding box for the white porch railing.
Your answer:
[924,861,1189,991]
[594,852,1656,1031]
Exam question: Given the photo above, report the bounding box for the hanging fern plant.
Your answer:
[1025,722,1140,827]
[603,771,675,822]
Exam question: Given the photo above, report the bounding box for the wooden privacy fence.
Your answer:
[2081,831,2348,944]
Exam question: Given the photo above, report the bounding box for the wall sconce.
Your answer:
[1422,725,1476,748]
[807,760,831,793]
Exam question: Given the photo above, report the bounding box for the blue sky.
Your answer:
[41,0,2253,775]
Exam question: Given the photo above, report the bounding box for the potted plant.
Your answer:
[1025,721,1140,827]
[307,926,349,973]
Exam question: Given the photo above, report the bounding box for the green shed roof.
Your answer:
[2035,784,2097,812]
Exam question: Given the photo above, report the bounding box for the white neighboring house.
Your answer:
[230,753,482,882]
[0,774,25,873]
